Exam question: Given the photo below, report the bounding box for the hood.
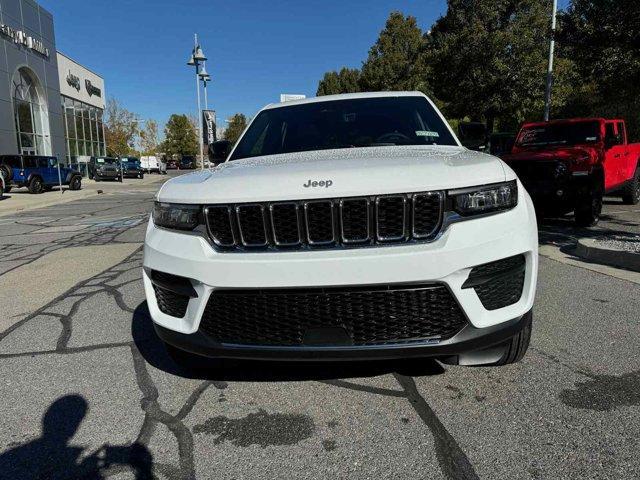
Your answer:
[502,145,596,164]
[157,146,508,204]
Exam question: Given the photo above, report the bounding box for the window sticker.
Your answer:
[416,130,439,137]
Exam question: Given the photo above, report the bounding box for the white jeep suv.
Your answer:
[143,92,538,367]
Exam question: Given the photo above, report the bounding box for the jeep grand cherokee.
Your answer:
[143,92,538,368]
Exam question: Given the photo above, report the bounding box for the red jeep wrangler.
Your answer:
[501,118,640,226]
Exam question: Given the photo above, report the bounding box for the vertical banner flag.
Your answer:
[202,110,217,145]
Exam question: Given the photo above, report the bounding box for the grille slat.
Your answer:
[199,284,467,346]
[376,196,407,241]
[305,201,335,245]
[270,203,301,246]
[204,191,443,252]
[236,205,268,247]
[340,198,370,243]
[413,192,443,239]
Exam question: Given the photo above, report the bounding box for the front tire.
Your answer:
[118,175,123,183]
[622,165,640,205]
[28,176,44,194]
[492,310,532,366]
[69,176,82,191]
[574,180,603,227]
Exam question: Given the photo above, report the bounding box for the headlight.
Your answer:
[450,180,518,216]
[152,202,201,230]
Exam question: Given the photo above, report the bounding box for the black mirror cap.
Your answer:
[208,140,232,165]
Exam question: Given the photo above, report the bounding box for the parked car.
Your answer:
[120,157,144,179]
[0,155,82,194]
[144,91,538,369]
[88,157,123,182]
[489,132,516,156]
[166,158,180,169]
[501,118,640,226]
[180,155,196,169]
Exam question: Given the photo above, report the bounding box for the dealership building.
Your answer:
[0,0,106,165]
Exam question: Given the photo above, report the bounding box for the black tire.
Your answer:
[574,179,603,227]
[493,310,533,366]
[4,186,11,193]
[118,175,123,183]
[0,164,12,182]
[28,176,44,194]
[0,184,4,198]
[621,165,640,205]
[69,175,82,191]
[139,173,144,179]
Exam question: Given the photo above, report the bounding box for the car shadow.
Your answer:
[0,394,153,479]
[131,302,446,383]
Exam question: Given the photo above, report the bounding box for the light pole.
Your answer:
[543,0,558,122]
[187,34,207,170]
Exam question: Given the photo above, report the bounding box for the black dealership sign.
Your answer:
[202,110,217,145]
[85,80,102,98]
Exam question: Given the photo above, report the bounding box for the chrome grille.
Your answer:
[205,191,443,252]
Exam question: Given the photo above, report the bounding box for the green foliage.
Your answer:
[559,0,640,139]
[316,68,361,96]
[223,114,248,145]
[314,3,638,137]
[104,98,139,157]
[429,0,560,131]
[360,12,429,93]
[163,114,198,157]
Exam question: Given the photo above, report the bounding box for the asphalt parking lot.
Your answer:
[1,172,639,479]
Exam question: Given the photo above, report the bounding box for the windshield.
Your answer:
[229,96,457,161]
[97,158,119,165]
[516,121,601,147]
[122,159,140,166]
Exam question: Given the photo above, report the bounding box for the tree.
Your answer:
[163,114,198,158]
[428,0,567,132]
[559,0,640,139]
[359,12,429,93]
[316,67,362,96]
[223,114,248,145]
[104,98,138,157]
[139,119,159,155]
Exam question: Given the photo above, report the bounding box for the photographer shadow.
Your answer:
[131,301,446,383]
[0,395,153,480]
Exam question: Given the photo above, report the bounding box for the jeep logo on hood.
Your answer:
[303,179,333,188]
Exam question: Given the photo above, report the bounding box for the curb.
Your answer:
[575,238,640,272]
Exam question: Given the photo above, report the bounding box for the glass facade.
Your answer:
[61,95,106,163]
[13,68,52,156]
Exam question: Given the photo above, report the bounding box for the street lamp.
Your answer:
[199,62,211,110]
[187,34,207,170]
[543,0,558,122]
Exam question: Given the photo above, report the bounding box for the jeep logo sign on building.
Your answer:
[57,53,106,110]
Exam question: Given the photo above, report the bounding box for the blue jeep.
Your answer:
[0,155,82,194]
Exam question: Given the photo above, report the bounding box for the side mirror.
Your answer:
[208,140,232,166]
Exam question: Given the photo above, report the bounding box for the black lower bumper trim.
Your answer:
[153,310,530,361]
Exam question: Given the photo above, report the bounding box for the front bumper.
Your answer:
[142,183,538,356]
[153,310,530,362]
[123,170,142,178]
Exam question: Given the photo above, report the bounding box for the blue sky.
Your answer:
[40,0,569,133]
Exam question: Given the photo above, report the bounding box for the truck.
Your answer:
[142,92,538,370]
[501,118,640,226]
